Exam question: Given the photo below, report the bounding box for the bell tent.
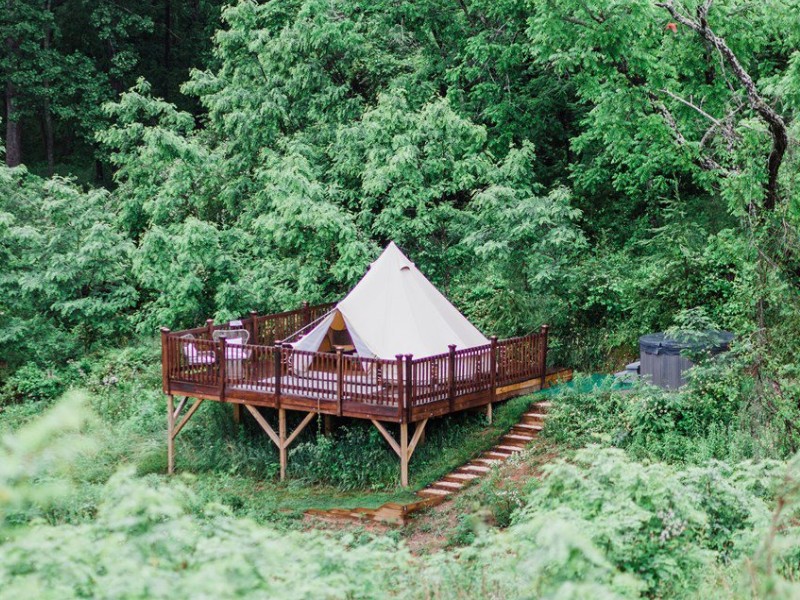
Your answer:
[288,243,489,360]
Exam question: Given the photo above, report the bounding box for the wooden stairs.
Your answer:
[416,401,550,501]
[306,397,557,525]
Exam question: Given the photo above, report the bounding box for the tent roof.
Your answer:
[293,243,489,359]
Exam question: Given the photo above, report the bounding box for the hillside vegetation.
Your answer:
[2,0,800,598]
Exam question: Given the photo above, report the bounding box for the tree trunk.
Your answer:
[42,0,54,176]
[5,0,21,167]
[4,80,21,167]
[164,0,172,72]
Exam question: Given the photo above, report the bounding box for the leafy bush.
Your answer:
[0,363,68,405]
[290,424,400,490]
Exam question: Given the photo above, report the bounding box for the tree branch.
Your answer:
[656,0,788,210]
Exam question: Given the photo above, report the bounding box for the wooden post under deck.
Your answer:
[232,403,241,425]
[279,408,287,480]
[244,405,315,482]
[371,419,428,488]
[539,324,549,389]
[167,394,175,474]
[488,335,497,425]
[400,423,409,487]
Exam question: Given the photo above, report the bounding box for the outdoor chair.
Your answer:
[180,334,217,366]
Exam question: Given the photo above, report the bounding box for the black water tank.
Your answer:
[639,331,734,389]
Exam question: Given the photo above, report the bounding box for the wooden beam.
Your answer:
[284,411,315,448]
[172,399,203,439]
[407,419,428,459]
[279,408,287,480]
[486,401,493,425]
[371,419,401,457]
[400,423,409,487]
[232,402,241,425]
[245,404,280,447]
[173,396,188,420]
[167,395,175,475]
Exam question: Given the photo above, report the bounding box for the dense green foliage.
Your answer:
[3,0,800,597]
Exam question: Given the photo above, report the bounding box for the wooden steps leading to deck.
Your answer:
[416,398,552,500]
[305,368,571,526]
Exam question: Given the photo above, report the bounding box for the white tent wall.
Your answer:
[287,243,489,364]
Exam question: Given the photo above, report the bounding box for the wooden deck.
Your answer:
[160,302,550,485]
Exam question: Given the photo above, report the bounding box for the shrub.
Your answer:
[0,363,70,405]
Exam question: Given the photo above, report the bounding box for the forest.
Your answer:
[1,0,800,597]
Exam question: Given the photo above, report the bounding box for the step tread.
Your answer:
[495,445,523,452]
[446,472,480,481]
[504,434,535,441]
[418,488,451,497]
[461,464,491,473]
[431,480,463,490]
[483,451,510,459]
[514,423,543,430]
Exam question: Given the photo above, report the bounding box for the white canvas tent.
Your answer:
[290,243,489,360]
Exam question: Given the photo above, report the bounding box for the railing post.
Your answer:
[336,348,344,416]
[404,354,413,423]
[220,337,227,401]
[448,344,456,412]
[490,336,497,401]
[250,310,259,344]
[206,318,214,339]
[302,301,311,326]
[160,327,171,393]
[396,354,405,421]
[274,345,282,405]
[539,324,549,390]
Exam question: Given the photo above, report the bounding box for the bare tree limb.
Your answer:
[655,0,788,210]
[659,88,721,127]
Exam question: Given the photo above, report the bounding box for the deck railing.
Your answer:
[161,303,549,423]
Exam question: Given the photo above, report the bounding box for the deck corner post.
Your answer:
[273,345,282,403]
[250,310,259,343]
[336,348,344,416]
[160,327,171,394]
[396,354,405,421]
[206,318,214,338]
[167,394,175,475]
[220,337,227,401]
[302,301,311,326]
[404,354,413,423]
[279,408,287,481]
[448,344,456,411]
[489,336,498,395]
[539,324,549,389]
[400,422,409,487]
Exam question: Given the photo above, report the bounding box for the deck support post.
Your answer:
[166,396,204,474]
[488,336,497,425]
[279,408,287,480]
[371,419,428,488]
[539,325,549,390]
[167,394,175,474]
[232,402,241,425]
[448,344,456,413]
[400,423,408,487]
[244,406,315,482]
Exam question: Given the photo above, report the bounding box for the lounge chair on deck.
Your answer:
[181,334,216,365]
